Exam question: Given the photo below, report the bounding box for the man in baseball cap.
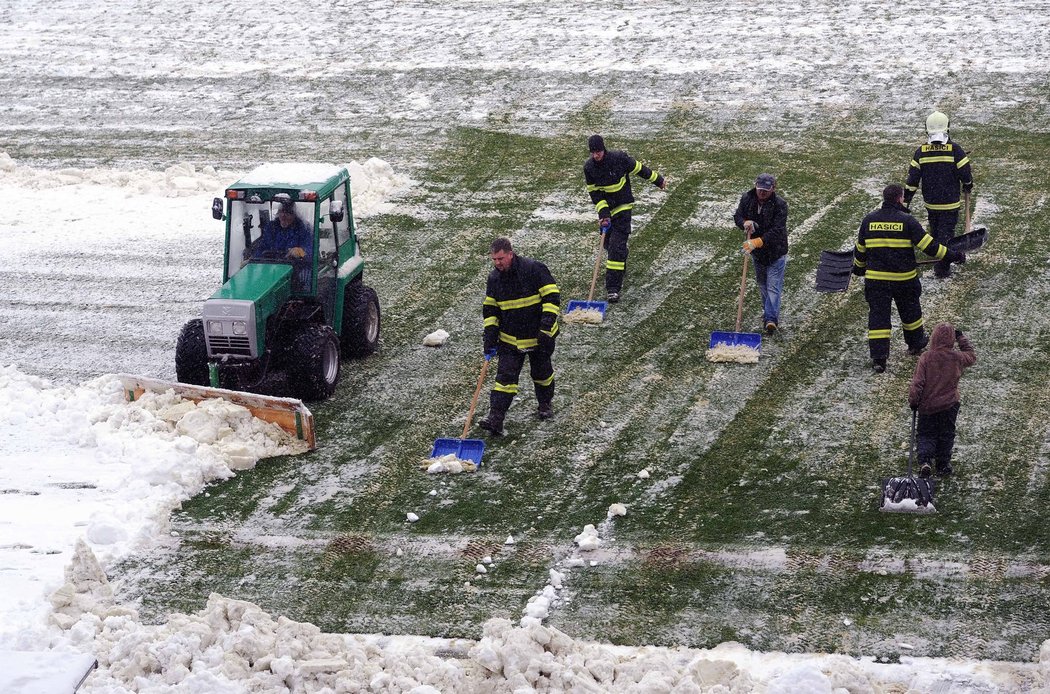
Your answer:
[733,172,789,334]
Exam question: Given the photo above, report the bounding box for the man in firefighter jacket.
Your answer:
[903,110,974,278]
[853,185,963,374]
[478,237,561,436]
[583,134,667,303]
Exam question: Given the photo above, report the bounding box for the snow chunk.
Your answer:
[573,524,602,551]
[422,329,450,346]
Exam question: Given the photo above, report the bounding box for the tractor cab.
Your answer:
[176,163,379,401]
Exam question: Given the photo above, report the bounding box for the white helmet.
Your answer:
[926,111,950,143]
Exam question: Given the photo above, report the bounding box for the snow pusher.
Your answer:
[708,233,762,356]
[430,354,491,467]
[879,410,936,514]
[118,374,316,449]
[564,230,608,323]
[175,164,381,403]
[817,227,989,293]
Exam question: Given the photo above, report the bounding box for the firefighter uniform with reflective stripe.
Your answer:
[903,139,973,276]
[583,149,665,294]
[483,254,560,421]
[854,201,951,361]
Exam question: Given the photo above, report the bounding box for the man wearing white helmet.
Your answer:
[903,110,974,278]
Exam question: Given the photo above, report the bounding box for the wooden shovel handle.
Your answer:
[964,188,972,234]
[735,232,751,332]
[462,357,491,439]
[587,231,604,302]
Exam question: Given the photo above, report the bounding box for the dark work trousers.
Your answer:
[603,211,632,293]
[917,402,960,470]
[927,208,959,277]
[489,347,555,418]
[864,278,925,360]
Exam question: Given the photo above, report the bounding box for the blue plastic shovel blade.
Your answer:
[565,299,608,317]
[708,331,762,351]
[431,438,485,466]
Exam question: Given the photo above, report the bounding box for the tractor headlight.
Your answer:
[208,320,224,335]
[232,321,247,336]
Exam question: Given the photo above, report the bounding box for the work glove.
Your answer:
[910,402,919,411]
[742,237,763,254]
[946,249,965,264]
[599,218,611,233]
[538,331,555,354]
[484,347,497,360]
[852,265,866,277]
[287,247,307,259]
[955,329,964,342]
[903,191,915,206]
[962,181,974,193]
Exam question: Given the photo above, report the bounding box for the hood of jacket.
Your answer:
[929,322,956,350]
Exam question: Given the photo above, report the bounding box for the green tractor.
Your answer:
[175,164,381,401]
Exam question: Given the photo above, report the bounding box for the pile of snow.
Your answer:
[0,152,408,220]
[422,453,477,474]
[0,366,305,651]
[562,307,604,325]
[705,342,761,364]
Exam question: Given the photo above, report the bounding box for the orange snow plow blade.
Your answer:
[116,374,316,450]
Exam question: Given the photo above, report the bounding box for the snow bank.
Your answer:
[0,366,306,651]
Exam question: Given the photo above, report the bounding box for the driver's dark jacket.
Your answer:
[483,255,560,352]
[253,218,313,260]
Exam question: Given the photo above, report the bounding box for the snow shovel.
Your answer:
[564,231,607,320]
[430,354,491,466]
[879,410,937,514]
[815,250,856,293]
[709,237,762,351]
[916,227,989,265]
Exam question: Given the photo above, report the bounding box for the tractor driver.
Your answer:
[253,200,313,263]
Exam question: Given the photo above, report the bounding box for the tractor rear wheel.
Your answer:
[175,319,209,386]
[288,323,340,401]
[341,281,381,358]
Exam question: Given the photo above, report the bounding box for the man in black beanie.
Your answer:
[582,134,667,303]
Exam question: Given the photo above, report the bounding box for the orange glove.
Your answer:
[287,247,307,259]
[742,237,763,253]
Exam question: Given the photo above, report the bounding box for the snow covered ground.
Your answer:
[2,0,1050,691]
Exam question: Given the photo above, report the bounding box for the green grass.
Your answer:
[113,119,1050,662]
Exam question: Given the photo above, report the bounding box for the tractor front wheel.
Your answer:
[341,282,381,358]
[288,323,340,401]
[175,319,209,386]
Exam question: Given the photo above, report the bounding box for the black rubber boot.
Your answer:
[478,412,506,436]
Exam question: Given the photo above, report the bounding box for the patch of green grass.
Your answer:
[115,116,1050,661]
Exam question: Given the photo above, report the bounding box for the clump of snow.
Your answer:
[406,512,420,523]
[879,498,937,514]
[505,535,516,545]
[475,564,488,574]
[562,307,604,325]
[607,503,628,518]
[637,468,651,479]
[422,328,451,346]
[573,524,602,551]
[422,453,477,474]
[705,343,761,363]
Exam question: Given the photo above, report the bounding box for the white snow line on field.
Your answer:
[787,187,855,247]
